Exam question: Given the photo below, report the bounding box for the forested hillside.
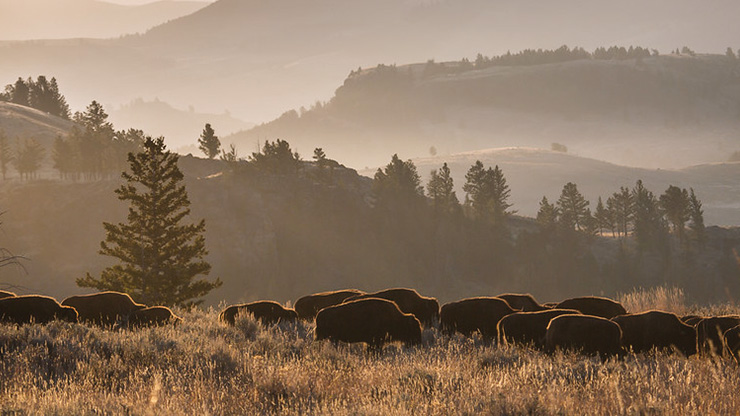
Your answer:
[229,51,740,169]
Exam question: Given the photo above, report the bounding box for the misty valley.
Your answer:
[2,0,740,413]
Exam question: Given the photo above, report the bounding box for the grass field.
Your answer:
[1,288,739,415]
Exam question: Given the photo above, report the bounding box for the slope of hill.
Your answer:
[0,101,74,144]
[376,147,740,227]
[1,0,739,125]
[0,0,208,40]
[229,54,740,170]
[108,98,254,151]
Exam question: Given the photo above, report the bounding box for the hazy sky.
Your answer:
[104,0,214,4]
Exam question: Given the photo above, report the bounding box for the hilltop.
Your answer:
[229,53,740,169]
[0,0,208,40]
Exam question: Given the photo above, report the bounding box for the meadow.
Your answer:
[1,287,739,415]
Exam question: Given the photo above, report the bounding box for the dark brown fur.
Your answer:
[555,296,627,319]
[681,315,705,326]
[294,289,365,320]
[128,306,182,328]
[497,309,581,348]
[612,310,697,356]
[496,293,547,312]
[546,314,624,358]
[219,301,297,326]
[0,295,78,325]
[440,297,515,340]
[723,325,740,364]
[315,298,422,348]
[0,290,16,299]
[344,288,439,326]
[61,291,145,326]
[696,316,740,356]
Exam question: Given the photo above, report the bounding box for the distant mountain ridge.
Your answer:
[0,0,208,40]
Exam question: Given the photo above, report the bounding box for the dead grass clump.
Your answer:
[618,285,687,314]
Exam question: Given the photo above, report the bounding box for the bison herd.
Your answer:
[0,290,181,328]
[3,287,740,362]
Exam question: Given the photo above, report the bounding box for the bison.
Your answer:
[344,288,439,326]
[294,289,365,320]
[681,315,705,326]
[496,293,546,312]
[696,315,740,356]
[440,297,515,340]
[219,301,297,326]
[545,314,624,358]
[723,325,740,364]
[612,310,697,356]
[0,295,78,325]
[555,296,627,319]
[128,306,182,328]
[0,290,16,299]
[61,291,145,326]
[315,298,422,349]
[497,309,581,348]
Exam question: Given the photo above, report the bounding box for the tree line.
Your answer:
[1,76,70,119]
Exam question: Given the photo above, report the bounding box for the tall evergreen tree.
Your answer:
[13,138,44,180]
[688,188,706,248]
[556,182,589,232]
[536,196,559,230]
[608,187,634,238]
[594,196,613,236]
[632,180,665,252]
[427,162,460,216]
[659,185,690,244]
[0,129,12,180]
[77,137,222,307]
[373,154,424,207]
[463,161,512,224]
[249,139,300,174]
[198,123,221,159]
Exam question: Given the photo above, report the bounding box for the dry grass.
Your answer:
[1,298,740,415]
[618,286,688,315]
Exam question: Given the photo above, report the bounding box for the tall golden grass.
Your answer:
[0,290,739,414]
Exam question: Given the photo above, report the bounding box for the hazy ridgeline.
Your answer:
[1,288,740,414]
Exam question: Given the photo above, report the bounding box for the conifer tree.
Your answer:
[13,138,45,180]
[659,185,690,244]
[557,182,589,231]
[688,188,706,248]
[463,161,512,224]
[198,123,221,159]
[77,137,222,307]
[427,162,460,215]
[632,180,665,252]
[249,139,300,174]
[373,154,424,207]
[607,187,634,238]
[536,196,559,230]
[594,196,613,236]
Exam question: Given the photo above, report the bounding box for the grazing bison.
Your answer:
[542,302,558,309]
[498,309,581,348]
[681,315,705,326]
[294,289,365,320]
[545,314,624,358]
[128,306,182,328]
[61,291,145,326]
[315,298,422,349]
[612,310,697,356]
[696,316,740,356]
[0,290,16,299]
[723,325,740,363]
[219,301,297,326]
[440,297,515,340]
[555,296,627,319]
[0,295,78,325]
[344,288,439,326]
[496,293,546,312]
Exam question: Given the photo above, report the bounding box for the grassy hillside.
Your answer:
[2,292,740,414]
[229,54,740,170]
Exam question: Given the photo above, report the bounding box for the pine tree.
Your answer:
[632,180,665,253]
[373,154,424,206]
[249,139,300,174]
[52,136,75,180]
[462,161,512,224]
[536,196,559,229]
[659,185,690,245]
[198,123,221,159]
[0,129,12,180]
[608,187,634,238]
[557,182,589,232]
[594,196,613,236]
[77,137,222,307]
[13,138,45,180]
[426,162,460,215]
[688,188,706,248]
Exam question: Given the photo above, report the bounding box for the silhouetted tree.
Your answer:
[249,139,300,174]
[198,123,220,159]
[0,129,12,180]
[427,162,460,216]
[688,188,705,248]
[373,154,424,208]
[632,180,665,253]
[608,187,634,238]
[659,185,690,245]
[557,182,589,232]
[463,161,512,225]
[536,196,559,230]
[77,137,222,307]
[594,196,613,236]
[52,135,76,180]
[13,138,44,180]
